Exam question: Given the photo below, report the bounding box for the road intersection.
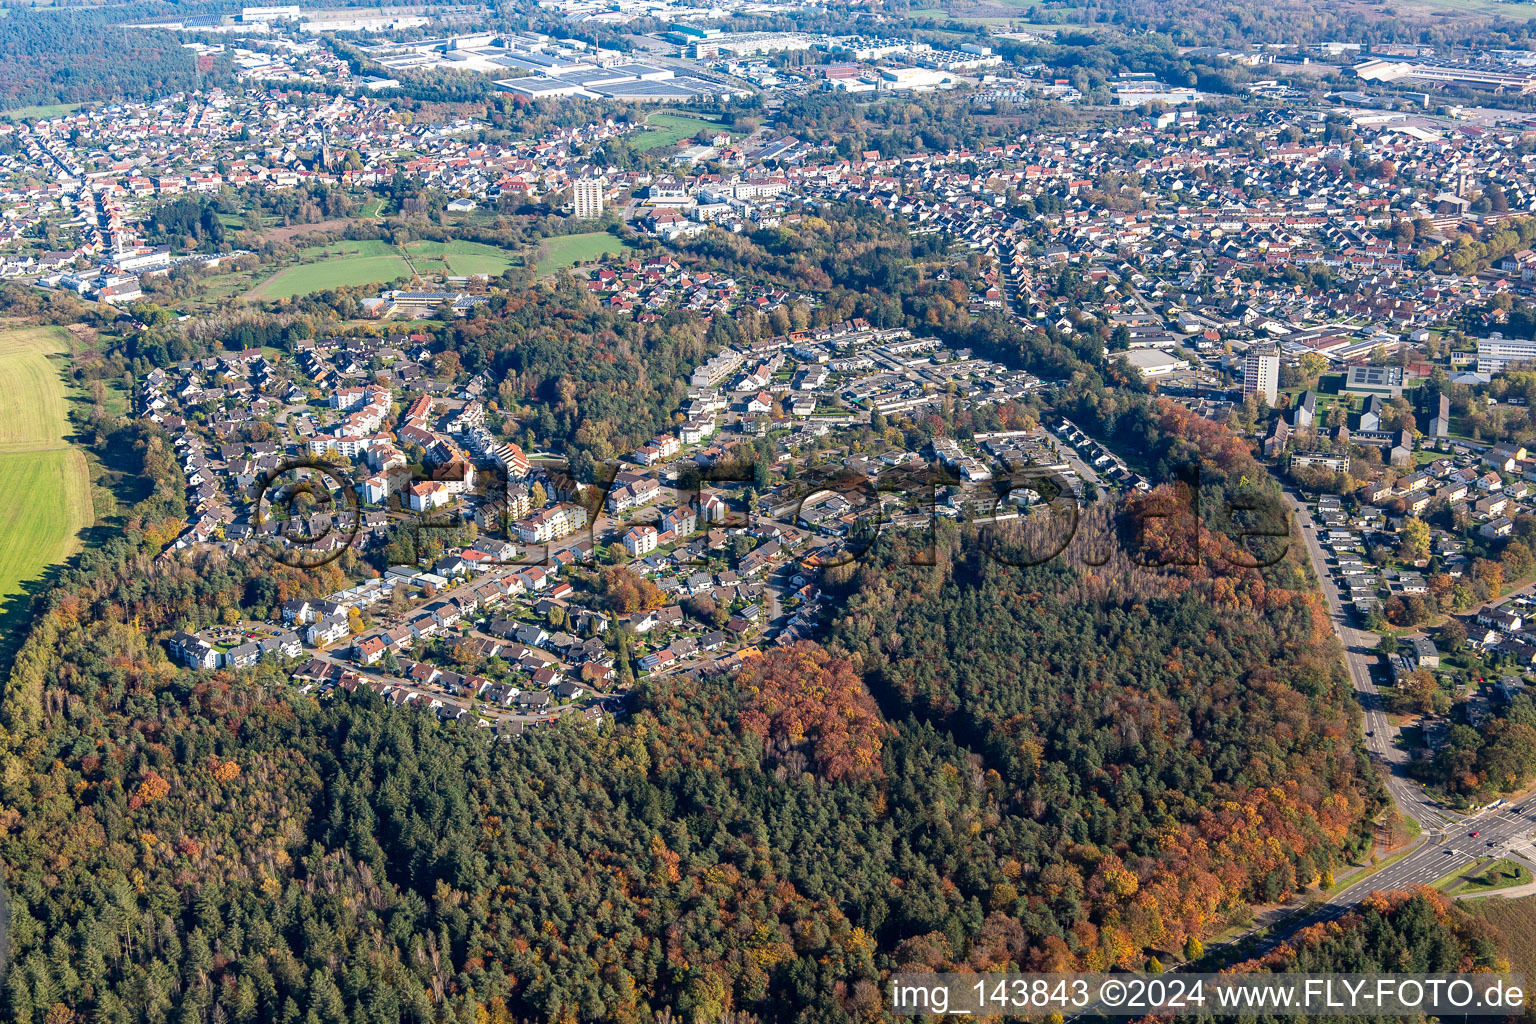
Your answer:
[1259,490,1536,942]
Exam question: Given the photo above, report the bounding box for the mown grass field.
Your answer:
[0,327,91,658]
[247,240,413,300]
[0,449,90,595]
[403,239,519,277]
[2,102,82,121]
[536,232,634,276]
[248,238,523,298]
[632,112,731,152]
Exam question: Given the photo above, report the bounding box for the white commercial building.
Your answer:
[878,67,961,92]
[1114,83,1201,106]
[1478,335,1536,375]
[241,5,300,22]
[1126,349,1188,378]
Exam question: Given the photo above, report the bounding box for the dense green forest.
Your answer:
[0,538,1381,1022]
[145,196,228,251]
[829,529,1376,929]
[0,12,210,110]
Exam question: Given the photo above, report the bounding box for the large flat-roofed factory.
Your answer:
[1354,57,1536,94]
[362,31,749,101]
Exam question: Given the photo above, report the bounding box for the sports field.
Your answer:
[632,112,731,152]
[0,327,91,645]
[247,240,413,300]
[537,232,634,276]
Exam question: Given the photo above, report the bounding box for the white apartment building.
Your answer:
[1243,349,1279,405]
[513,502,588,544]
[623,524,658,557]
[573,178,604,220]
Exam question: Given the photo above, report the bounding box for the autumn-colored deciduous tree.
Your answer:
[1399,517,1430,563]
[130,770,170,808]
[599,565,665,615]
[737,642,885,783]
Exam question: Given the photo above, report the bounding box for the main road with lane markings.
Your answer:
[1283,489,1458,830]
[1224,491,1536,959]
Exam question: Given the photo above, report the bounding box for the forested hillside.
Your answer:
[826,394,1384,958]
[0,12,207,110]
[829,529,1375,944]
[0,548,1381,1022]
[0,376,1399,1022]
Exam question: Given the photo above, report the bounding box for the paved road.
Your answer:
[1456,577,1536,631]
[1297,799,1536,932]
[1046,426,1111,495]
[1219,492,1536,962]
[1282,489,1456,830]
[1063,795,1536,1016]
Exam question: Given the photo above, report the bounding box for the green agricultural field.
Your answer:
[247,239,412,300]
[0,326,74,452]
[0,448,91,598]
[0,327,92,662]
[632,112,731,152]
[536,232,634,276]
